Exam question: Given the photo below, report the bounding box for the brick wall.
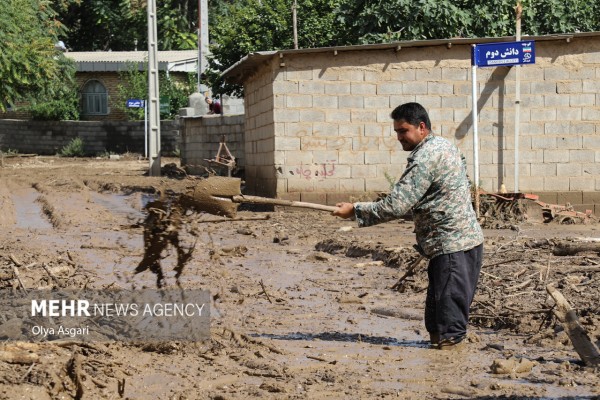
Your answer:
[180,114,245,176]
[76,72,128,121]
[239,36,600,209]
[0,120,179,156]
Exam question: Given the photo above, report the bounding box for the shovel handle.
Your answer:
[231,195,338,212]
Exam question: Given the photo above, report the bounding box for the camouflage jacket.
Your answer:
[354,134,483,258]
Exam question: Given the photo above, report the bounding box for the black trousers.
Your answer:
[424,244,483,341]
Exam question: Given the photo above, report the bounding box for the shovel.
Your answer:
[180,176,338,218]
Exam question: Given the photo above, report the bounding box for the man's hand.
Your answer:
[332,202,355,219]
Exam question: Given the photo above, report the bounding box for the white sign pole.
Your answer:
[514,1,523,192]
[471,45,480,216]
[144,100,148,159]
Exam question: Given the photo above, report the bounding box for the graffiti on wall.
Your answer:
[289,160,337,181]
[292,127,398,152]
[282,126,398,181]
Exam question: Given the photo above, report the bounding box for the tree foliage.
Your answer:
[0,0,68,111]
[205,0,600,96]
[57,0,201,51]
[334,0,600,44]
[28,55,80,121]
[115,63,197,120]
[207,0,341,96]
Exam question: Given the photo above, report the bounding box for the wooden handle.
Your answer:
[231,195,338,212]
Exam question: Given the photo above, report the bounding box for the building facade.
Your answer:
[0,51,198,121]
[222,32,600,211]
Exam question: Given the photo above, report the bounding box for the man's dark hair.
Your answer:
[390,102,431,130]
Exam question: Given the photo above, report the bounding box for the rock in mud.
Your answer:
[336,295,362,304]
[354,260,384,268]
[370,307,422,321]
[0,350,39,364]
[306,251,335,262]
[490,357,536,374]
[0,318,23,340]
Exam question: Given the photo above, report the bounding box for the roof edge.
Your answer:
[222,31,600,84]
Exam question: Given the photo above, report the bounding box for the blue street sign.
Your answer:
[126,99,145,108]
[472,41,535,67]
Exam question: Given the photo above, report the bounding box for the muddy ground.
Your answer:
[0,156,599,400]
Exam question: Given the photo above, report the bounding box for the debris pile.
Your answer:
[479,192,598,228]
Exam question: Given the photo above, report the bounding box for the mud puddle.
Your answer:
[89,192,147,220]
[12,188,53,230]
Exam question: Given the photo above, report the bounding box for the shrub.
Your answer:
[27,55,80,121]
[59,137,85,157]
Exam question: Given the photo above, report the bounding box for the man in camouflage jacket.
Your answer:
[333,102,484,350]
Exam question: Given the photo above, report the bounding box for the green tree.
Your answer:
[57,0,202,51]
[0,0,68,111]
[28,55,80,121]
[207,0,341,97]
[57,0,146,51]
[115,63,196,120]
[334,0,600,44]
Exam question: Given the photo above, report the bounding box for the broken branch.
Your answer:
[546,284,600,366]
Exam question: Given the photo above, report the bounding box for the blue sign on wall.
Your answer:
[472,41,535,67]
[126,99,145,108]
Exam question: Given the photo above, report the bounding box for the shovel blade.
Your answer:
[180,190,239,218]
[178,176,244,218]
[198,176,242,196]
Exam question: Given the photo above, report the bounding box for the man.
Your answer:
[205,97,222,114]
[333,102,484,350]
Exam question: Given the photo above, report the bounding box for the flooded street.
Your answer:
[1,156,599,399]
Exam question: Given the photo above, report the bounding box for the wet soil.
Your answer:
[0,156,599,399]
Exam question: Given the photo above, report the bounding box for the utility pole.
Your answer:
[147,0,161,176]
[197,0,209,94]
[292,0,298,49]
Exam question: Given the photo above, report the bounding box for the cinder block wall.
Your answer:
[244,62,278,197]
[0,120,180,155]
[180,115,245,175]
[241,36,600,210]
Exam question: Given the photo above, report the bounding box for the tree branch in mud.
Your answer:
[546,284,600,366]
[259,279,273,303]
[390,255,425,290]
[553,240,600,256]
[11,266,28,293]
[67,350,85,400]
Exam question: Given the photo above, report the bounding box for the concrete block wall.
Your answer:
[0,120,179,155]
[220,95,245,115]
[240,36,600,208]
[244,61,278,197]
[180,114,245,175]
[466,39,600,195]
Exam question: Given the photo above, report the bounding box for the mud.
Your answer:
[0,156,599,399]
